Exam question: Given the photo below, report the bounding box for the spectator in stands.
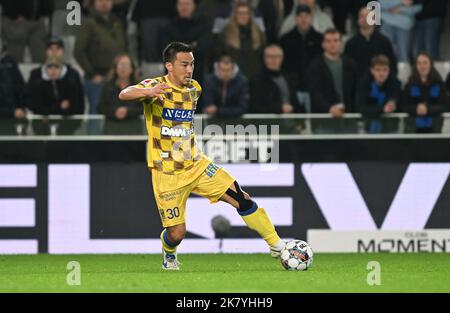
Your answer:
[26,55,85,116]
[98,53,142,134]
[279,5,323,91]
[306,29,358,116]
[279,0,334,37]
[215,1,265,80]
[355,55,402,133]
[250,44,301,114]
[1,0,53,63]
[413,0,448,61]
[0,42,26,134]
[257,0,291,43]
[161,0,210,84]
[402,52,449,133]
[344,6,397,78]
[197,0,234,29]
[132,0,176,63]
[203,55,249,118]
[380,0,422,62]
[28,37,84,109]
[328,0,371,34]
[74,0,126,114]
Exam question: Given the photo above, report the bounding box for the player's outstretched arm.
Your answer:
[118,83,170,102]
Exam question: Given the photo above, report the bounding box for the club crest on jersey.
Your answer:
[162,108,195,122]
[161,126,194,137]
[188,87,200,101]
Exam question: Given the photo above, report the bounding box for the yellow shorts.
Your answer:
[151,156,236,228]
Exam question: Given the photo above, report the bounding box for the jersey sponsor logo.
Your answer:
[162,108,195,122]
[161,126,194,137]
[204,162,220,178]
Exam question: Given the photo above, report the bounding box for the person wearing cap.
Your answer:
[25,37,85,115]
[27,37,84,115]
[279,5,323,92]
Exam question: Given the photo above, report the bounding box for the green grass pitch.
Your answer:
[1,253,449,293]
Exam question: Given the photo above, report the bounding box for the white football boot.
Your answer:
[162,250,182,270]
[270,240,287,258]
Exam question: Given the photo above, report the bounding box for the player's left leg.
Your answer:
[219,181,286,257]
[192,163,285,257]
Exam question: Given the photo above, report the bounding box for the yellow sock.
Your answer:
[241,206,281,247]
[160,229,178,254]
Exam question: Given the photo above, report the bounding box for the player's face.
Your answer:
[167,52,195,87]
[371,65,390,84]
[264,46,283,71]
[322,33,342,56]
[416,54,431,77]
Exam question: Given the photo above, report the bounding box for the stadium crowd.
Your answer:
[0,0,450,133]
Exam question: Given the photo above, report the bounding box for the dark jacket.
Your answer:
[98,80,142,119]
[161,15,211,83]
[306,55,359,113]
[0,53,25,118]
[416,0,448,20]
[74,11,126,78]
[402,80,448,116]
[98,80,143,135]
[257,0,292,43]
[402,79,449,132]
[355,73,402,118]
[1,0,53,20]
[279,26,323,89]
[344,31,397,78]
[203,65,249,117]
[26,64,85,115]
[132,0,176,20]
[250,68,302,113]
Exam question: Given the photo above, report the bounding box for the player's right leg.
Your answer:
[151,168,190,270]
[160,224,186,270]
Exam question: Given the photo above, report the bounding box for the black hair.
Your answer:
[162,42,194,63]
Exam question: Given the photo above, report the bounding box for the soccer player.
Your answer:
[119,42,285,270]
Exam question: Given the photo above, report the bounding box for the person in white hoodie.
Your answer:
[278,0,334,37]
[379,0,422,62]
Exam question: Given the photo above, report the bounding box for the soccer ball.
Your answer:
[280,239,313,271]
